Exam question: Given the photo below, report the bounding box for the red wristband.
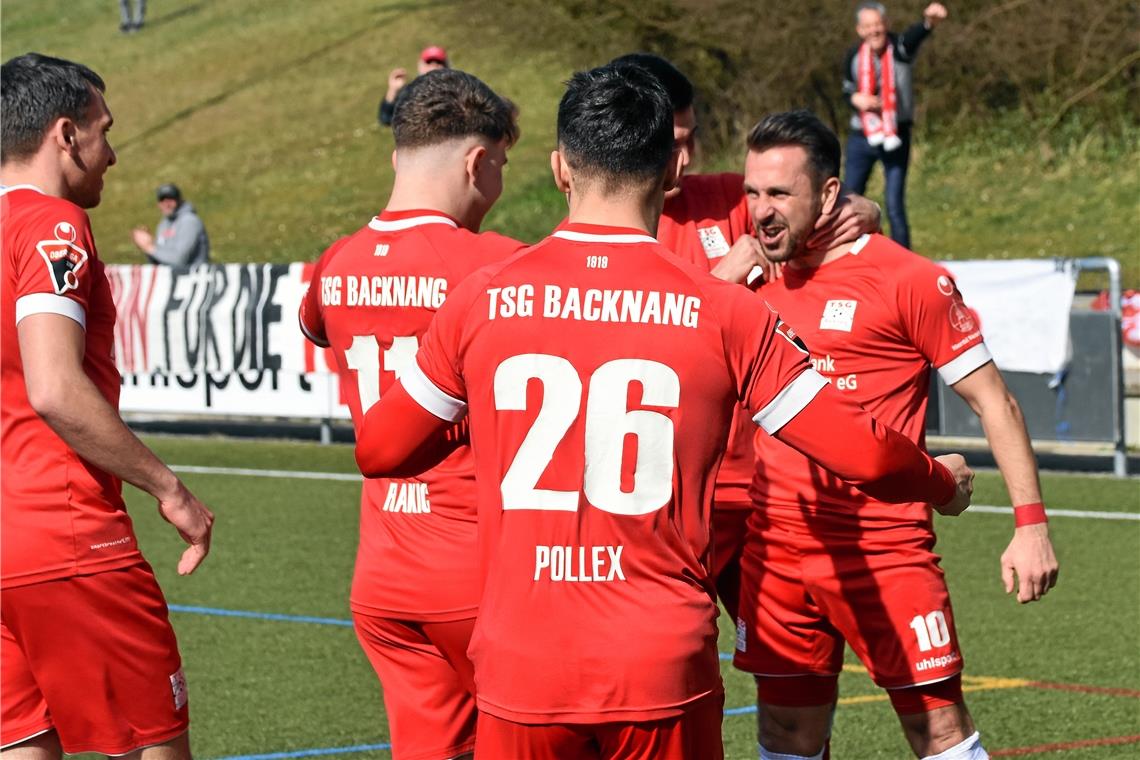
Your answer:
[1013,502,1048,527]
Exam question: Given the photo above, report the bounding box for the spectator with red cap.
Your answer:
[378,45,450,126]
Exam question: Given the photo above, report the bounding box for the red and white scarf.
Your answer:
[857,42,902,151]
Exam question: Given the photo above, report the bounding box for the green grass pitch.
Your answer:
[117,435,1140,759]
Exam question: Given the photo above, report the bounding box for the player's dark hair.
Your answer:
[1,53,106,164]
[557,63,674,191]
[392,69,519,150]
[746,110,841,190]
[609,53,694,112]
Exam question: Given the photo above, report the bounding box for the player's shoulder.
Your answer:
[2,187,91,228]
[858,233,940,274]
[680,172,744,194]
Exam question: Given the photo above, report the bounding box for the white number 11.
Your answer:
[343,334,419,412]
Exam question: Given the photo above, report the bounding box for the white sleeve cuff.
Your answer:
[15,293,86,329]
[402,361,467,422]
[752,369,829,434]
[938,343,993,386]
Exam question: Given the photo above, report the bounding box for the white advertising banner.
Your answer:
[108,263,350,419]
[941,259,1078,375]
[108,259,1079,418]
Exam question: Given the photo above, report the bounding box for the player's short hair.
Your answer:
[856,1,887,21]
[392,69,519,151]
[1,52,106,164]
[746,110,841,190]
[557,62,674,191]
[608,53,694,112]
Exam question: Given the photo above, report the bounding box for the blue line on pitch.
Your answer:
[168,604,353,627]
[213,743,391,760]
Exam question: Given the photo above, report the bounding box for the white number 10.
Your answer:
[343,334,419,413]
[494,354,679,516]
[909,610,951,652]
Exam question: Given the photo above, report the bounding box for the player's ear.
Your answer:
[465,143,487,186]
[662,147,685,194]
[51,117,77,155]
[390,149,398,172]
[819,176,842,217]
[550,150,572,194]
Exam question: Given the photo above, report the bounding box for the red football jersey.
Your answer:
[752,234,991,534]
[403,222,826,723]
[657,173,750,270]
[659,172,755,507]
[299,209,524,620]
[1,185,142,588]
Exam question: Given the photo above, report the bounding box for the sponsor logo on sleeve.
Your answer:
[36,221,89,295]
[936,275,955,297]
[949,302,977,333]
[697,225,731,258]
[819,299,858,332]
[775,318,809,354]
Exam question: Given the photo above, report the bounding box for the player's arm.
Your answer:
[19,314,214,574]
[951,362,1058,603]
[768,378,972,513]
[356,380,456,477]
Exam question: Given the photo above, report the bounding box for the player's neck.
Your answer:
[385,176,470,230]
[789,240,857,271]
[1,158,66,199]
[565,191,661,236]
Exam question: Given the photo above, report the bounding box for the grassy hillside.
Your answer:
[3,0,1137,284]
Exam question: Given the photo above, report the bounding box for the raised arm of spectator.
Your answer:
[951,362,1058,603]
[19,314,214,574]
[898,2,945,60]
[378,67,407,126]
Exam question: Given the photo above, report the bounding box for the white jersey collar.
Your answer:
[367,214,459,232]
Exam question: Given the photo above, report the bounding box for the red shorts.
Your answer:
[0,563,188,754]
[473,692,724,760]
[734,530,963,689]
[353,612,476,760]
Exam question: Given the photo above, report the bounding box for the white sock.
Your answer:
[758,744,825,760]
[921,731,989,760]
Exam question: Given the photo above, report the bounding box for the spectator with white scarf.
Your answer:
[843,1,947,250]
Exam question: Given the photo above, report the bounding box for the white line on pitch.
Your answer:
[171,465,361,481]
[170,464,1139,520]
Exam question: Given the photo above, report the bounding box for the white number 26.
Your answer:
[494,354,679,517]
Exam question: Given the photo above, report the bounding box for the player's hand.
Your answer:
[386,67,408,100]
[851,93,881,112]
[156,480,215,575]
[932,453,972,516]
[1000,523,1058,603]
[924,2,948,28]
[710,234,770,286]
[806,193,881,251]
[132,227,154,251]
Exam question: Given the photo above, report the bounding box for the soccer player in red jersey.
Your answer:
[608,53,884,621]
[0,53,214,758]
[353,62,974,760]
[733,111,1060,760]
[298,69,522,760]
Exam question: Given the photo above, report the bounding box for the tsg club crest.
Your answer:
[697,225,731,258]
[36,221,88,295]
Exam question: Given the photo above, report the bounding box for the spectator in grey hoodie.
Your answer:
[132,183,210,266]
